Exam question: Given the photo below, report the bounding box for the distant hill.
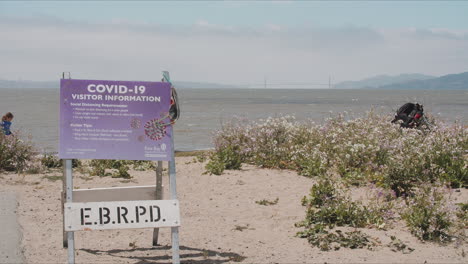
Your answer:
[0,79,236,89]
[378,72,468,90]
[335,73,435,89]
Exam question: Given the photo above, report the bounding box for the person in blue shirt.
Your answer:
[1,112,14,135]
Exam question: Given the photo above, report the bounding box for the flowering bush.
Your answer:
[210,112,468,193]
[0,132,36,172]
[205,145,242,175]
[297,179,391,250]
[402,184,457,242]
[297,225,377,251]
[40,153,62,168]
[298,179,390,229]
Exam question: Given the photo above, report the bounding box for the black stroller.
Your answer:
[391,103,431,129]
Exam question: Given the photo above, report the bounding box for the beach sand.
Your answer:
[0,156,466,263]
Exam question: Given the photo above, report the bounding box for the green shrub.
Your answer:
[213,116,295,170]
[112,165,131,179]
[204,146,242,175]
[301,178,337,207]
[89,159,128,177]
[310,200,368,228]
[385,158,421,197]
[431,148,467,188]
[297,180,394,250]
[299,180,388,229]
[42,157,81,169]
[132,160,155,171]
[89,159,110,176]
[0,132,36,173]
[402,185,454,242]
[41,154,62,168]
[456,203,467,235]
[457,203,468,220]
[255,198,279,206]
[297,224,377,251]
[387,236,414,254]
[109,160,129,169]
[25,164,43,174]
[220,146,242,170]
[295,149,327,177]
[88,159,154,178]
[204,153,225,175]
[195,152,208,163]
[71,159,81,168]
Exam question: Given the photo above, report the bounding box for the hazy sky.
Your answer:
[1,0,468,86]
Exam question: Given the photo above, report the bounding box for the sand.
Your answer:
[0,156,466,263]
[0,192,23,263]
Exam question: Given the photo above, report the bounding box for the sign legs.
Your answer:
[67,232,75,264]
[64,159,75,264]
[169,133,180,264]
[171,226,180,264]
[62,160,68,248]
[153,160,164,246]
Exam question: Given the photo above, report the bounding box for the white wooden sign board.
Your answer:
[71,185,160,203]
[65,200,180,231]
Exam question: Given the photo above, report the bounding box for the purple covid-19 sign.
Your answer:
[59,79,173,161]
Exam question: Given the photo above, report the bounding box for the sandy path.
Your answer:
[0,192,24,263]
[0,157,466,263]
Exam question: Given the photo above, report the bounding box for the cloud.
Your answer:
[405,28,468,40]
[0,16,467,84]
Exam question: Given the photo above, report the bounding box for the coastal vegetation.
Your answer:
[206,111,466,189]
[206,111,467,249]
[0,134,157,178]
[0,132,35,172]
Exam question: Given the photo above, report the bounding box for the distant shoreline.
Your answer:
[2,71,467,90]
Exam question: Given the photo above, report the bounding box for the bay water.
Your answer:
[1,88,467,152]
